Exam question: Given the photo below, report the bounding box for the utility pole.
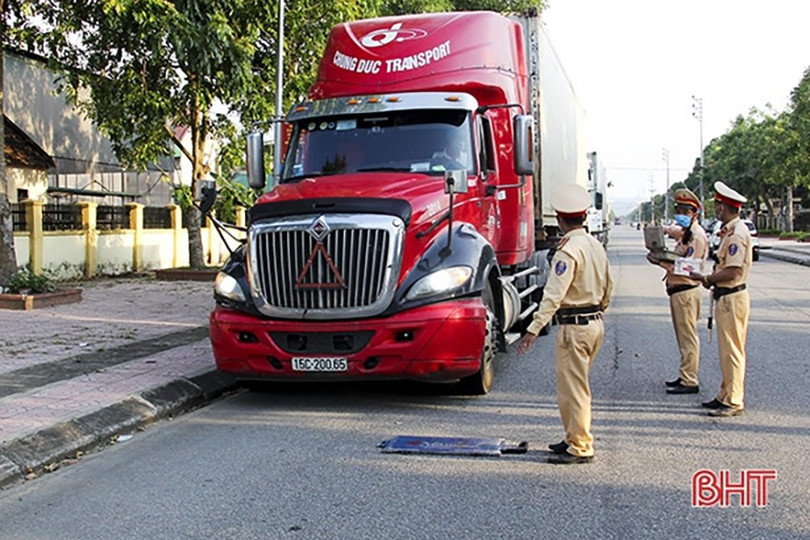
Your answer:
[662,147,670,222]
[649,173,656,224]
[691,95,704,211]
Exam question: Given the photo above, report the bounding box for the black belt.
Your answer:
[713,284,746,300]
[554,313,603,325]
[557,305,601,316]
[667,283,699,297]
[554,305,603,325]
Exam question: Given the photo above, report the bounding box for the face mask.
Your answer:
[673,214,692,228]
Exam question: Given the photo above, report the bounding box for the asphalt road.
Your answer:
[0,226,808,539]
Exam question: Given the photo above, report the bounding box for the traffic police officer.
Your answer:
[517,184,614,464]
[691,181,752,417]
[647,188,707,394]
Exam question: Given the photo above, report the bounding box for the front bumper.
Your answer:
[210,299,486,383]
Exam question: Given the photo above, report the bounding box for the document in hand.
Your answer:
[673,257,707,276]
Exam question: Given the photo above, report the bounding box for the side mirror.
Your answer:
[246,131,266,189]
[514,114,534,175]
[444,170,468,194]
[198,180,217,214]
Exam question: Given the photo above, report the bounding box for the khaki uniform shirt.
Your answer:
[666,220,708,287]
[526,228,613,335]
[715,217,752,287]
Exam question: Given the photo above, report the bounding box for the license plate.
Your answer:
[291,357,348,372]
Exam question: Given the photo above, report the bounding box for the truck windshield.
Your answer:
[282,110,475,181]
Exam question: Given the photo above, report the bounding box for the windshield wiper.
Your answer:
[281,172,329,183]
[356,166,412,173]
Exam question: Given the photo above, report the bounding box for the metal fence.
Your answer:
[10,204,179,231]
[11,203,26,232]
[143,206,173,229]
[41,203,82,231]
[96,205,130,230]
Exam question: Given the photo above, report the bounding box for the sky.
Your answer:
[541,0,810,216]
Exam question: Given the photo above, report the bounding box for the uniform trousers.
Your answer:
[669,286,702,387]
[714,289,749,409]
[555,319,604,457]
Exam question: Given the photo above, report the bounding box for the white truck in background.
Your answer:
[586,151,609,246]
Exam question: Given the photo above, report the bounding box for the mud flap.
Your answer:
[378,435,528,456]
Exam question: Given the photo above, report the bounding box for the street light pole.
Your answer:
[662,147,670,222]
[691,95,704,212]
[273,0,286,180]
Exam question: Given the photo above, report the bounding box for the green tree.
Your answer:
[694,107,792,226]
[682,66,810,231]
[785,66,810,201]
[378,0,543,15]
[454,0,543,10]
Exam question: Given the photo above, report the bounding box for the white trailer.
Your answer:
[514,12,589,247]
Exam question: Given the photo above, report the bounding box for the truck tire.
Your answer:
[457,282,498,395]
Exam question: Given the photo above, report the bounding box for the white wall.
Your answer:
[13,234,30,267]
[141,230,177,270]
[98,231,136,276]
[42,233,85,279]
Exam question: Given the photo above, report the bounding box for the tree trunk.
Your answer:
[765,198,775,231]
[184,96,207,269]
[0,31,19,287]
[786,185,795,233]
[0,195,17,285]
[185,204,206,268]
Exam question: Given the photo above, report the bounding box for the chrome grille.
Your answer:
[248,214,404,319]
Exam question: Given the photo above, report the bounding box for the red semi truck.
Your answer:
[209,9,589,393]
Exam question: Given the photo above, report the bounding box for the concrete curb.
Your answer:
[0,370,237,490]
[766,245,810,256]
[760,249,810,267]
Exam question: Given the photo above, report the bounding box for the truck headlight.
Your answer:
[214,272,246,303]
[405,266,472,301]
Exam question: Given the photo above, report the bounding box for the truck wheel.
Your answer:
[457,283,498,395]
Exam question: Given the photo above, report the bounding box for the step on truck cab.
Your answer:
[209,9,589,394]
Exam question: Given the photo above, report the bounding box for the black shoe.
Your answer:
[701,399,723,409]
[548,451,594,465]
[708,405,744,417]
[548,440,569,454]
[666,383,699,394]
[665,377,682,388]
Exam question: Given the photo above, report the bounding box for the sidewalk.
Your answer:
[0,277,237,489]
[759,236,810,266]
